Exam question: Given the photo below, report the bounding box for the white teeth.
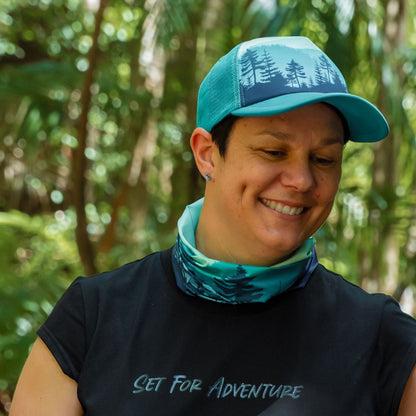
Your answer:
[261,199,304,216]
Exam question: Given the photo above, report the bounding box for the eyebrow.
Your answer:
[257,130,344,146]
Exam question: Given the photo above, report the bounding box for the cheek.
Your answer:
[315,174,341,203]
[238,166,270,191]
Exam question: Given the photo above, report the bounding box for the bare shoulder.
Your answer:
[398,363,416,416]
[9,337,83,416]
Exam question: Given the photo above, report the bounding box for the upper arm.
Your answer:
[398,363,416,416]
[9,337,83,416]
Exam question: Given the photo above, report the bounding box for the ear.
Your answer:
[190,127,218,179]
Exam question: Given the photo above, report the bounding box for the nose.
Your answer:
[280,158,315,192]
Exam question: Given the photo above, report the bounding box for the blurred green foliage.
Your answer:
[0,0,416,402]
[0,210,82,391]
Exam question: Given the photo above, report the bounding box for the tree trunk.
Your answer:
[72,0,107,276]
[369,0,406,292]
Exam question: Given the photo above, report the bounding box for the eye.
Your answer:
[262,149,286,158]
[312,155,336,166]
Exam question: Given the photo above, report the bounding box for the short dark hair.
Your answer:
[323,103,351,144]
[210,114,240,157]
[210,105,350,157]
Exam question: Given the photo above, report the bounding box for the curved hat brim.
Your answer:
[231,92,389,143]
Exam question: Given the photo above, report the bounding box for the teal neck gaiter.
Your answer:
[172,198,318,304]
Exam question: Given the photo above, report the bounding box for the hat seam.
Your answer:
[233,46,241,113]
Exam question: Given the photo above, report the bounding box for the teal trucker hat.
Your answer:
[197,37,389,142]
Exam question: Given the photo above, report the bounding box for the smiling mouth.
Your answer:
[261,199,304,216]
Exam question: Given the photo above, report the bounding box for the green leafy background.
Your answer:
[1,0,416,410]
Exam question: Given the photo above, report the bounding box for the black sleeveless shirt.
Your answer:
[38,248,416,415]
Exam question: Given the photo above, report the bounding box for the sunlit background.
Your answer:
[0,0,416,412]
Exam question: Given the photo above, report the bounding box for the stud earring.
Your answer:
[204,173,212,181]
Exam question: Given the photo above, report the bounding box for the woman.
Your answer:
[10,36,416,415]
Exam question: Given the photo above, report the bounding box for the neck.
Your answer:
[195,206,238,263]
[173,199,318,304]
[195,202,293,267]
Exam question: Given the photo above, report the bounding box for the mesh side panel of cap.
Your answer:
[197,45,241,132]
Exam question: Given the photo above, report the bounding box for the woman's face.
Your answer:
[204,103,345,266]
